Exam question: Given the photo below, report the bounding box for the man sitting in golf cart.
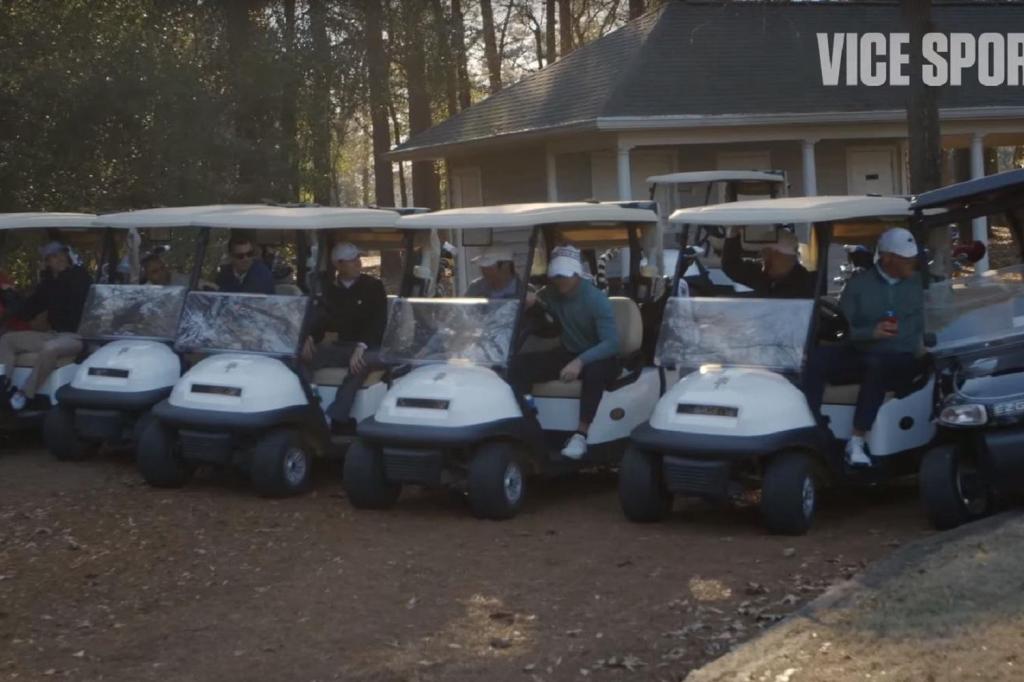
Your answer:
[0,242,92,412]
[215,235,275,295]
[305,242,388,425]
[466,246,524,299]
[720,226,815,299]
[804,227,924,466]
[510,245,620,460]
[141,250,189,287]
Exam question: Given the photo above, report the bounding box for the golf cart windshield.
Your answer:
[926,265,1024,356]
[175,291,309,355]
[77,284,187,341]
[378,298,518,367]
[655,297,814,373]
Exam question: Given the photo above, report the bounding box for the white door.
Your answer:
[450,167,482,207]
[847,147,897,196]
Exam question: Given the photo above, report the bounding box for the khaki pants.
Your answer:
[0,331,83,398]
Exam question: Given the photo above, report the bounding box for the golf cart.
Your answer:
[620,195,940,535]
[913,169,1024,529]
[40,205,276,460]
[344,201,667,519]
[0,212,122,429]
[137,205,436,497]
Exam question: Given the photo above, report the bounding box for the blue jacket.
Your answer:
[215,260,275,295]
[538,279,620,365]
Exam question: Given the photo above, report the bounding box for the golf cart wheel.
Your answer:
[342,439,401,509]
[251,429,313,498]
[919,444,991,531]
[467,441,525,520]
[761,451,817,536]
[43,406,98,461]
[136,419,194,488]
[618,447,672,523]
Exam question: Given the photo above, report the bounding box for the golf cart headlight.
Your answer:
[939,404,987,427]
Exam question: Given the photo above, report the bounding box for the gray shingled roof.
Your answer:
[392,0,1024,158]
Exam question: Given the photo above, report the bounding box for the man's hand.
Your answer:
[350,345,367,374]
[301,337,315,363]
[873,321,898,339]
[560,358,583,382]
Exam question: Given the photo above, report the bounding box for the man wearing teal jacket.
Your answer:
[509,245,620,460]
[804,227,924,466]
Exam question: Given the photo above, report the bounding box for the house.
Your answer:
[389,0,1024,268]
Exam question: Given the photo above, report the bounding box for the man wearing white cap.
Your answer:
[804,227,924,467]
[304,242,388,426]
[509,245,620,460]
[466,246,523,299]
[0,241,92,412]
[721,227,814,298]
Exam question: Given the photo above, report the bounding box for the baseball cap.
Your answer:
[547,245,584,278]
[331,242,361,262]
[472,246,514,268]
[764,229,799,257]
[877,227,919,258]
[40,241,68,259]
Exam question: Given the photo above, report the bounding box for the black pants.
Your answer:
[804,346,919,432]
[509,348,619,425]
[310,342,380,423]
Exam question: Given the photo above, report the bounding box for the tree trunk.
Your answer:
[628,0,644,20]
[480,0,502,93]
[429,0,460,116]
[558,0,573,57]
[224,0,258,199]
[309,0,333,205]
[280,0,300,201]
[451,0,472,109]
[400,1,442,210]
[545,0,557,63]
[902,0,946,275]
[388,102,408,207]
[364,0,395,207]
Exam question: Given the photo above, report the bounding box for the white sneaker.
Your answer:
[845,436,871,467]
[561,433,588,460]
[9,390,27,412]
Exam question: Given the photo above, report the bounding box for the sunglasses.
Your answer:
[232,250,254,260]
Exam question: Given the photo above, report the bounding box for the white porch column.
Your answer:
[970,133,990,272]
[801,139,819,197]
[545,148,558,202]
[616,143,633,200]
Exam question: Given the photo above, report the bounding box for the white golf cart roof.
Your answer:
[98,205,403,230]
[398,202,658,231]
[669,195,913,226]
[0,212,99,229]
[647,170,786,185]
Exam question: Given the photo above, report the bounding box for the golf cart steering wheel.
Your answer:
[817,297,850,342]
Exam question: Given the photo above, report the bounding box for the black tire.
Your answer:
[342,439,401,509]
[251,429,313,498]
[136,419,194,488]
[761,451,817,536]
[919,444,991,531]
[467,441,525,520]
[618,447,672,522]
[43,406,98,461]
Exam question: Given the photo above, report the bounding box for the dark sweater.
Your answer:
[215,260,276,295]
[721,236,816,299]
[310,274,388,349]
[15,266,93,333]
[840,266,924,355]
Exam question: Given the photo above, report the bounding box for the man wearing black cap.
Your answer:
[0,241,92,411]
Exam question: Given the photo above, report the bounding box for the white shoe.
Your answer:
[9,391,26,412]
[561,433,588,460]
[845,437,871,467]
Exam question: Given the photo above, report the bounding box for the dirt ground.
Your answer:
[688,512,1024,682]
[0,438,931,682]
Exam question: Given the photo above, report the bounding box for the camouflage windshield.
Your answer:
[77,284,187,340]
[175,291,309,355]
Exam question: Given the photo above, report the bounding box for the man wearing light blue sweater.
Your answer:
[509,246,620,460]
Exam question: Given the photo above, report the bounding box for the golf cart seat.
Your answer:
[531,297,643,398]
[313,367,386,387]
[275,283,303,296]
[14,352,75,369]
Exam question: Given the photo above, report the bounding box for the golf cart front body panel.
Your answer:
[632,422,824,461]
[358,415,528,449]
[57,384,172,412]
[71,340,180,395]
[169,354,308,414]
[154,399,318,433]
